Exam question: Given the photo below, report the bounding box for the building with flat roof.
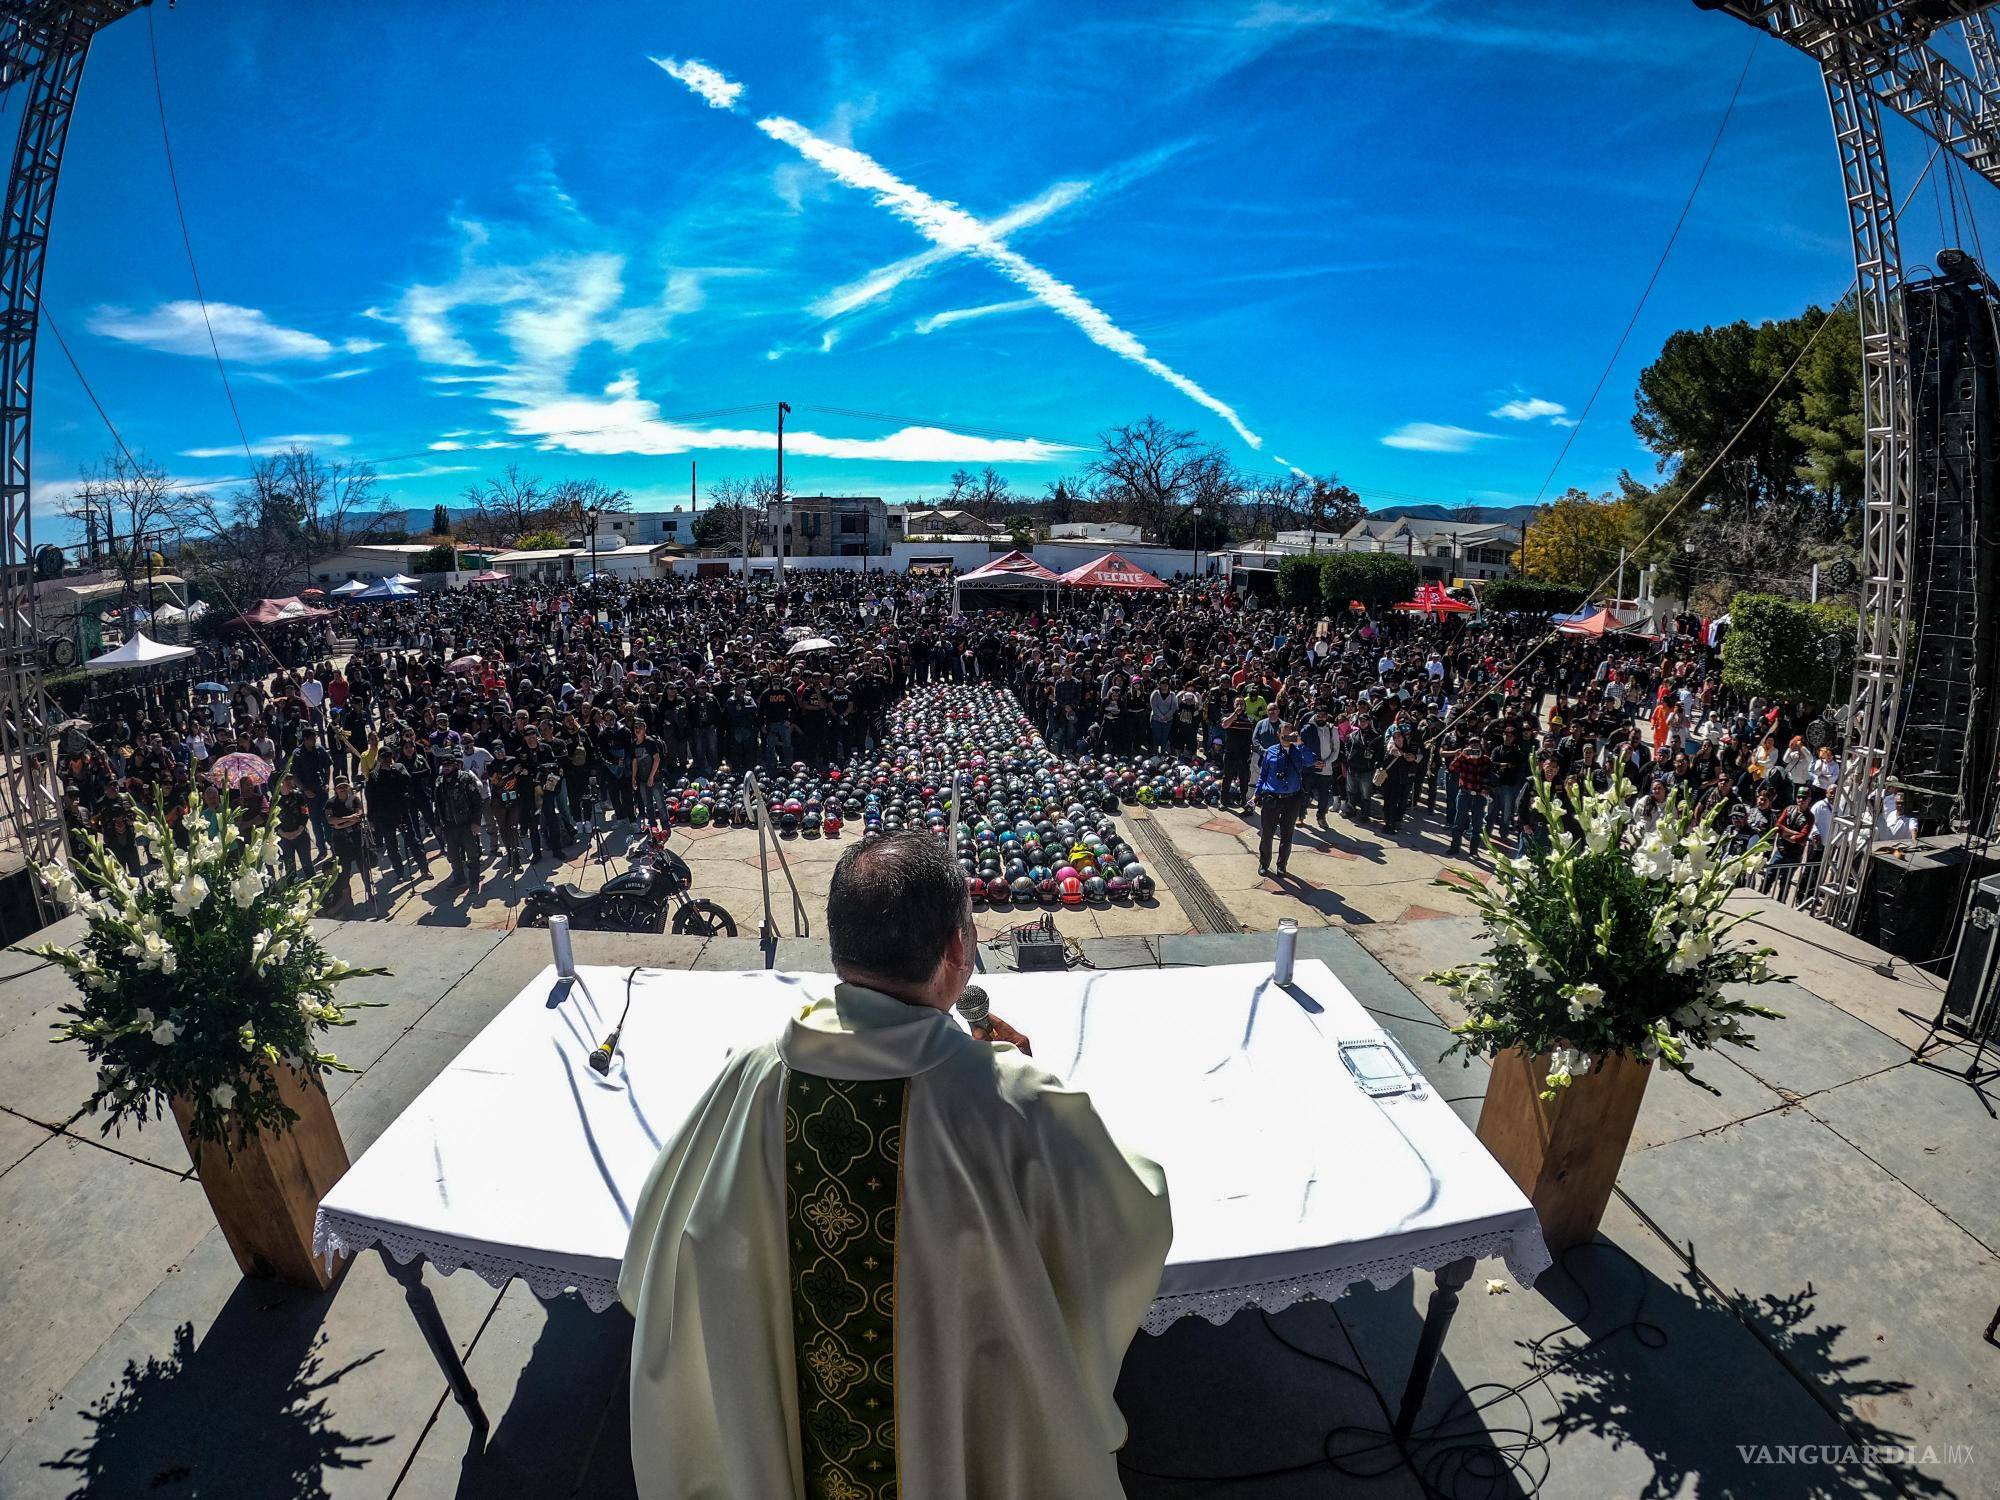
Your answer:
[764,495,888,557]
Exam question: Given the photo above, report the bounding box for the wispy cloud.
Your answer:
[809,181,1089,321]
[181,432,352,459]
[649,56,1259,446]
[1490,396,1566,422]
[503,373,1081,464]
[1381,422,1493,453]
[650,56,743,110]
[89,301,379,363]
[913,297,1040,336]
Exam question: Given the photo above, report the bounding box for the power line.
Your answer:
[146,6,254,466]
[1530,34,1759,506]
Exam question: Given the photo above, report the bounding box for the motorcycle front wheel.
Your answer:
[672,899,737,937]
[518,906,550,928]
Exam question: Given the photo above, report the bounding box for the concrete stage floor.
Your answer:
[0,896,1995,1499]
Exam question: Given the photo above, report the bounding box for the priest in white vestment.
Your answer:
[620,830,1173,1499]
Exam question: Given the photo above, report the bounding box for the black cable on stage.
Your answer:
[1115,1240,1668,1500]
[1528,34,1759,508]
[146,6,255,467]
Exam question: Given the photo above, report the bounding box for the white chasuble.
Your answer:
[619,982,1173,1499]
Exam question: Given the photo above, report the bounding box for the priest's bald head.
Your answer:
[827,831,976,1012]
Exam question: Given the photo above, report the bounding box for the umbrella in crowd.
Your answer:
[786,637,838,656]
[207,752,274,789]
[447,655,483,676]
[194,681,229,694]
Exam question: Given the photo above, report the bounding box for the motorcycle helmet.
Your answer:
[968,875,987,901]
[1106,876,1132,902]
[1010,875,1034,902]
[1035,876,1058,902]
[1059,875,1084,905]
[1083,875,1107,903]
[689,803,711,827]
[823,814,843,837]
[987,878,1012,906]
[1134,874,1156,898]
[779,810,800,834]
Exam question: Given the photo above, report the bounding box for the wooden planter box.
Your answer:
[1475,1046,1652,1252]
[171,1065,351,1291]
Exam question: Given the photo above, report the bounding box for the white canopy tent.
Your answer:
[86,632,197,673]
[331,580,370,597]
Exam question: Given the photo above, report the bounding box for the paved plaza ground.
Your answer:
[1,811,1995,1499]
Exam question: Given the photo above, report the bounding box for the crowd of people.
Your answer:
[54,567,1875,916]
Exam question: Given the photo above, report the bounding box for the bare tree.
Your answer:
[969,465,1012,524]
[1089,415,1226,541]
[257,446,395,558]
[461,464,547,544]
[941,469,977,510]
[62,452,203,602]
[548,477,633,531]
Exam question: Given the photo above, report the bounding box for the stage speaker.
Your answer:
[1859,836,2000,966]
[1940,873,2000,1044]
[1895,261,2000,829]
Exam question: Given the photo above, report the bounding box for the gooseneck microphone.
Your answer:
[954,983,993,1042]
[588,967,643,1076]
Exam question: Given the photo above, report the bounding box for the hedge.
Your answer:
[1320,552,1419,609]
[1720,592,1857,706]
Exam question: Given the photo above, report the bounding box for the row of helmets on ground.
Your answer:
[638,684,1159,904]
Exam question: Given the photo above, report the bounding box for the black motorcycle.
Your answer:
[520,834,737,936]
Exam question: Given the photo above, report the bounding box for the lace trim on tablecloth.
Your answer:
[314,1207,1549,1331]
[1138,1225,1553,1335]
[312,1207,623,1313]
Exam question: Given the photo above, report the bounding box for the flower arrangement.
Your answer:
[1427,767,1786,1097]
[24,785,385,1153]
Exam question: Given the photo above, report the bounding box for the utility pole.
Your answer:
[775,401,791,577]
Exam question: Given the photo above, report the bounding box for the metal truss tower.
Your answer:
[1700,1,2000,927]
[0,3,143,923]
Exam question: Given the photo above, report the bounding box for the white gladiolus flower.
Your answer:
[44,865,80,908]
[1550,1046,1591,1078]
[258,835,281,868]
[230,869,264,909]
[210,1082,236,1108]
[132,1007,155,1028]
[1632,838,1674,881]
[151,1019,180,1046]
[159,948,177,976]
[1566,982,1605,1021]
[171,871,210,917]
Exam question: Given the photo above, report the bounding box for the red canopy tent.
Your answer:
[1556,605,1657,640]
[953,549,1060,612]
[1058,551,1167,590]
[1394,582,1475,616]
[236,596,331,627]
[469,569,509,584]
[959,550,1060,585]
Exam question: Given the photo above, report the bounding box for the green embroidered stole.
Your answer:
[785,1069,907,1500]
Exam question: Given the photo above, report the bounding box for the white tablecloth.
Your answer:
[314,961,1549,1330]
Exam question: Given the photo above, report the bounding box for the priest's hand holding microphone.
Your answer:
[954,984,1032,1055]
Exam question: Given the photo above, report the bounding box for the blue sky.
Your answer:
[22,0,1994,537]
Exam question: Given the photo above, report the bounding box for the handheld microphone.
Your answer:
[954,983,992,1041]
